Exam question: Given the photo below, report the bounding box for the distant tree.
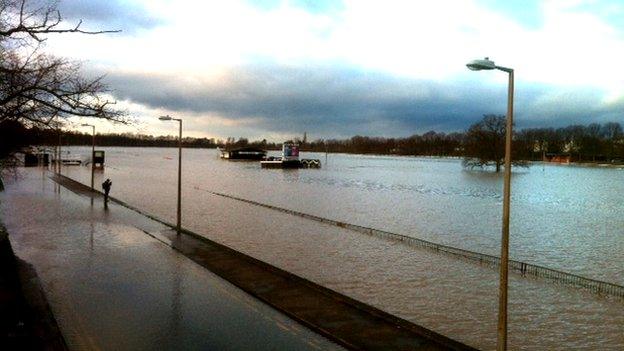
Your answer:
[234,137,248,147]
[559,125,585,161]
[541,127,564,154]
[582,123,603,161]
[601,122,623,161]
[515,127,563,160]
[462,114,527,172]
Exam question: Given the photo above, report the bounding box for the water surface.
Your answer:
[57,147,624,350]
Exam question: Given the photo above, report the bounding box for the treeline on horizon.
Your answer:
[2,119,624,162]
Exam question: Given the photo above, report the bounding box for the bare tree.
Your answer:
[602,122,623,161]
[1,0,125,128]
[462,114,527,172]
[0,0,119,41]
[1,0,125,188]
[1,51,125,124]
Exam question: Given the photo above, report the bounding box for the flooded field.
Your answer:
[55,146,623,350]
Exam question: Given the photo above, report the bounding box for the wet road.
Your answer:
[0,169,343,351]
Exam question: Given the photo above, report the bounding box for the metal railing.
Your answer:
[202,188,624,300]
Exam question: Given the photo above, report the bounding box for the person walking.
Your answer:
[102,178,112,207]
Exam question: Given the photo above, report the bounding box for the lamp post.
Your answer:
[159,115,183,235]
[466,57,514,351]
[58,129,62,175]
[81,123,96,190]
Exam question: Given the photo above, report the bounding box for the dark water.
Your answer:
[58,147,623,350]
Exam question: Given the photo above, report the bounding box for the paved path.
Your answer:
[0,169,343,350]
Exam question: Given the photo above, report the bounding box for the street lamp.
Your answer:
[466,57,514,351]
[159,115,183,235]
[57,129,62,175]
[81,123,96,190]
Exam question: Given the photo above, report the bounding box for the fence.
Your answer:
[201,187,624,300]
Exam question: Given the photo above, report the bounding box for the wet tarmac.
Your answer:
[0,169,344,350]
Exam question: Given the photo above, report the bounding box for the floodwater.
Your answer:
[56,147,623,350]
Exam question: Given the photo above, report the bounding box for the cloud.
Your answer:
[47,0,624,87]
[58,0,164,33]
[45,0,624,139]
[103,65,484,136]
[99,64,622,139]
[475,0,544,29]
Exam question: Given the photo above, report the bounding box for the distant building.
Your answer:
[545,153,571,163]
[219,147,267,160]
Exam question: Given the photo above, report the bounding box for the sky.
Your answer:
[44,0,624,141]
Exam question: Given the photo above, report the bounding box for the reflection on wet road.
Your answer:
[0,170,342,351]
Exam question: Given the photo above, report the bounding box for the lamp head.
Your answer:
[466,57,496,71]
[159,115,173,121]
[81,123,92,127]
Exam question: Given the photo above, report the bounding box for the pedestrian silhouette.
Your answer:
[102,178,112,207]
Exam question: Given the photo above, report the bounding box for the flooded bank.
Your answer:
[52,147,624,350]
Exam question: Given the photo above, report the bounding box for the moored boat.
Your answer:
[260,143,321,169]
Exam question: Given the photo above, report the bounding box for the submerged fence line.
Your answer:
[49,172,624,299]
[200,187,624,300]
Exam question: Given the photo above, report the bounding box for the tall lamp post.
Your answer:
[159,115,183,235]
[57,129,62,175]
[466,57,514,351]
[81,123,96,190]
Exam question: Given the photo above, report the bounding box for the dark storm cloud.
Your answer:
[513,88,624,129]
[59,0,163,33]
[101,64,623,137]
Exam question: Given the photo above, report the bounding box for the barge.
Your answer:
[260,143,321,169]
